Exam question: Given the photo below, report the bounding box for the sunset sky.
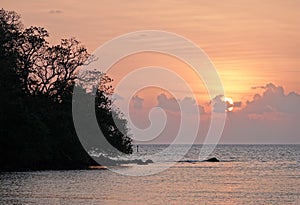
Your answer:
[3,0,300,143]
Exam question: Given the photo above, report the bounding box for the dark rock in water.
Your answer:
[178,160,199,163]
[145,159,154,164]
[136,159,148,165]
[118,159,154,165]
[178,158,220,163]
[132,159,140,164]
[136,159,154,165]
[204,157,220,162]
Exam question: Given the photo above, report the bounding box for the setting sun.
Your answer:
[224,97,234,112]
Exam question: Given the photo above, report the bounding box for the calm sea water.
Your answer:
[1,145,299,205]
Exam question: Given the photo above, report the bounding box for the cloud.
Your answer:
[157,93,205,114]
[220,83,300,144]
[124,84,300,144]
[251,85,266,90]
[211,95,237,113]
[243,83,300,115]
[131,95,144,109]
[234,101,242,108]
[49,10,63,14]
[211,95,226,113]
[157,93,179,112]
[180,97,205,114]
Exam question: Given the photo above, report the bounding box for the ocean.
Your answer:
[1,144,299,204]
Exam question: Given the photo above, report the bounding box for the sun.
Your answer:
[224,97,234,112]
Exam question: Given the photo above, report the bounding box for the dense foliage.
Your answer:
[0,9,132,171]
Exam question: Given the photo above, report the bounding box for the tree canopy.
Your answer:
[0,8,132,171]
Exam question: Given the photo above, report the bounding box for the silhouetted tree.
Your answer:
[75,70,133,156]
[0,8,132,171]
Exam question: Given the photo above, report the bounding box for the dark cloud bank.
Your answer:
[127,83,300,144]
[223,83,300,144]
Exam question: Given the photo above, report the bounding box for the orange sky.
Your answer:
[2,0,300,104]
[2,0,300,144]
